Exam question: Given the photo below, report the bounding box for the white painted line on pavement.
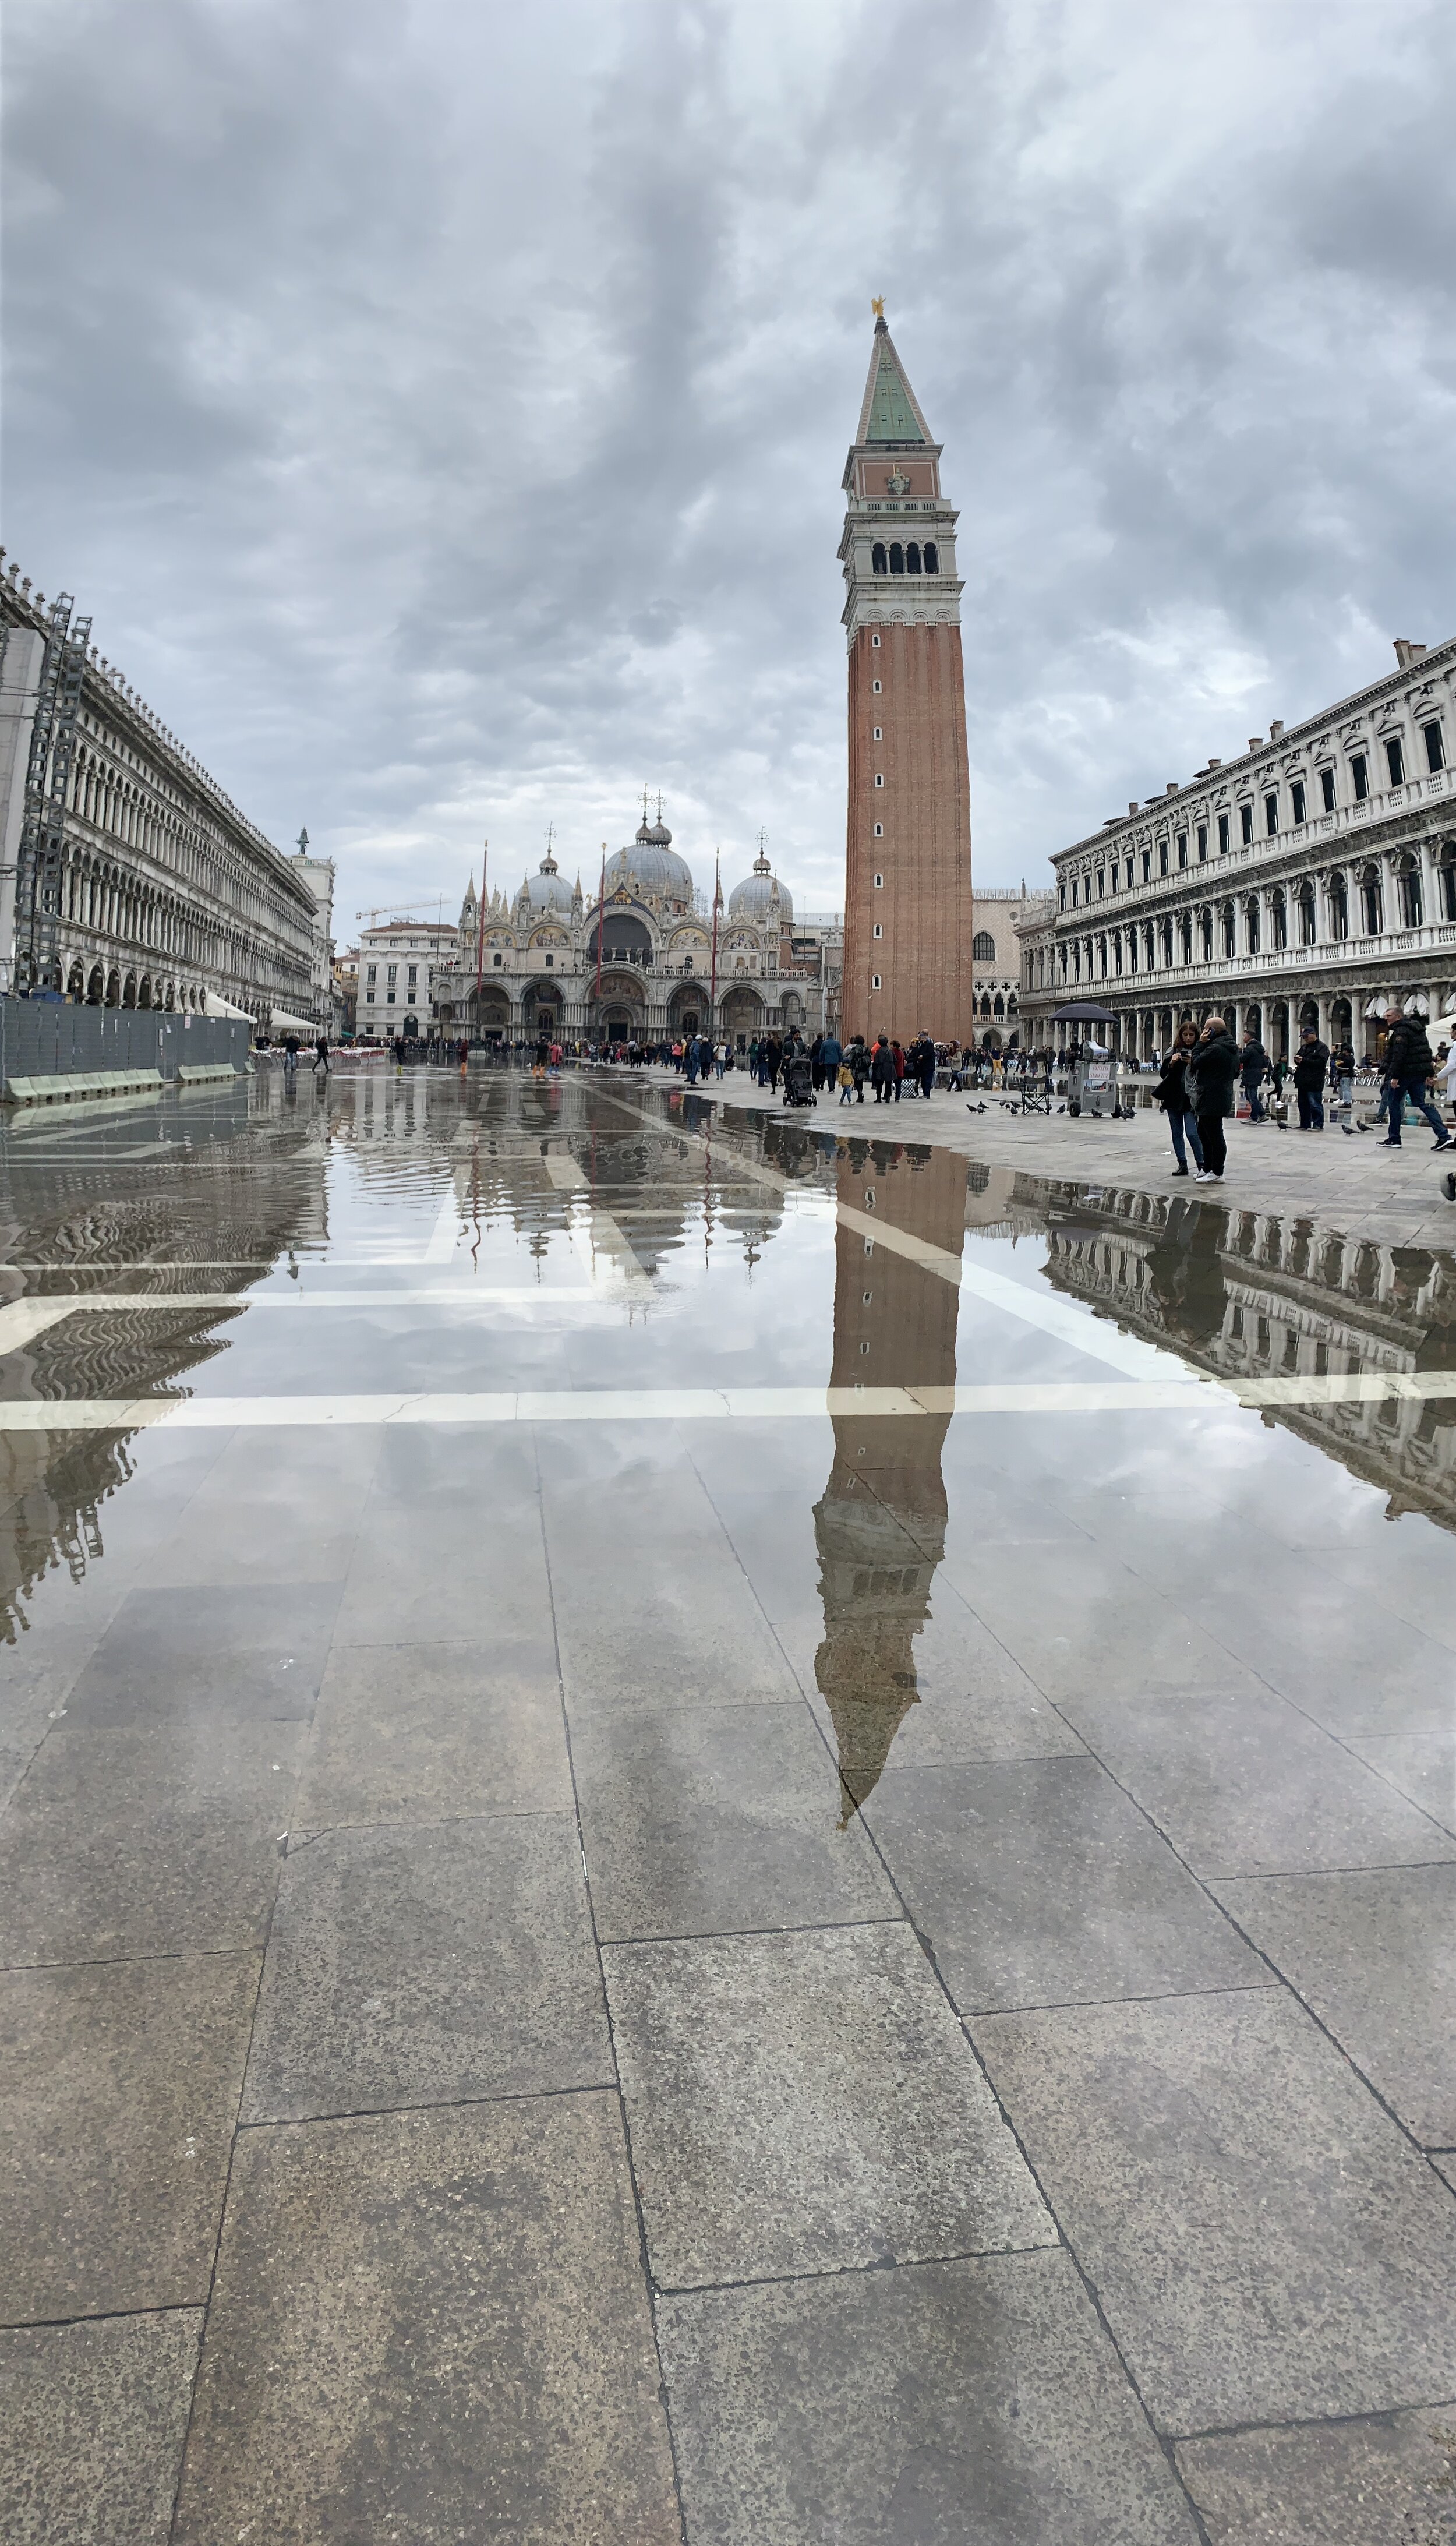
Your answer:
[4,1369,1454,1430]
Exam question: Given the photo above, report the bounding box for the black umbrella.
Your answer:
[1051,1001,1118,1023]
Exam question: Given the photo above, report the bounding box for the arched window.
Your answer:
[1221,903,1236,959]
[992,992,1005,1015]
[871,543,887,575]
[1160,918,1174,966]
[1359,865,1383,933]
[1439,847,1456,923]
[1394,854,1422,928]
[1245,898,1260,954]
[1327,870,1348,938]
[980,991,992,1016]
[889,543,905,574]
[1295,886,1316,945]
[971,930,996,961]
[1179,912,1192,963]
[1270,891,1287,949]
[923,542,939,573]
[1200,908,1213,962]
[906,542,921,574]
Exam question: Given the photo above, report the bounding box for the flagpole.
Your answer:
[474,840,487,1036]
[595,843,606,1044]
[709,846,722,1039]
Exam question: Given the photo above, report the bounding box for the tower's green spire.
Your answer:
[856,312,932,446]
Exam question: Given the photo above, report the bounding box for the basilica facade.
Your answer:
[433,812,844,1047]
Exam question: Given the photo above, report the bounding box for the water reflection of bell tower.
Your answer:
[813,1142,966,1820]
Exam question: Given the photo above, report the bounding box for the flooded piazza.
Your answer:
[2,1060,1455,2544]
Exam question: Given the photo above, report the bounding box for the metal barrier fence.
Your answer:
[0,998,249,1086]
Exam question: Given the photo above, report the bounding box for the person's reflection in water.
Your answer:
[813,1139,966,1823]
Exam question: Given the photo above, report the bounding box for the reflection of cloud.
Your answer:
[814,1140,967,1814]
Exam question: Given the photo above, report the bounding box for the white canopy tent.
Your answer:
[265,1009,321,1038]
[202,990,256,1023]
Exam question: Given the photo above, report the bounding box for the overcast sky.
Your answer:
[6,0,1455,934]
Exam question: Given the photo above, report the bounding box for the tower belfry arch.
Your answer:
[839,305,974,1042]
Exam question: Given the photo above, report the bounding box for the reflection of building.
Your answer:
[814,1140,967,1818]
[433,814,842,1048]
[1038,1181,1456,1530]
[0,1080,330,1637]
[0,563,324,1025]
[840,310,976,1045]
[1020,635,1456,1062]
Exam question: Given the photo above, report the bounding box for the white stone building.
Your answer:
[1017,637,1456,1059]
[433,813,842,1046]
[0,560,326,1026]
[356,920,460,1039]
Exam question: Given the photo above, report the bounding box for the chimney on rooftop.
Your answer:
[1128,801,1139,815]
[1269,720,1285,740]
[1394,639,1428,669]
[1165,782,1178,796]
[1207,757,1221,768]
[1248,737,1263,752]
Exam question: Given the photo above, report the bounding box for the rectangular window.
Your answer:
[386,990,395,1004]
[1158,841,1168,875]
[1196,824,1207,861]
[1240,803,1254,843]
[1141,850,1151,882]
[874,773,884,788]
[1423,719,1444,772]
[872,679,881,693]
[873,872,884,887]
[872,726,882,740]
[1176,831,1187,868]
[1264,792,1279,835]
[871,972,881,989]
[1291,780,1306,824]
[493,952,503,966]
[1386,736,1405,786]
[873,822,883,837]
[407,966,418,985]
[1320,767,1336,812]
[1351,752,1369,800]
[872,923,882,938]
[1218,811,1229,853]
[545,953,553,967]
[1070,878,1079,906]
[1097,870,1105,896]
[1058,884,1066,909]
[871,635,880,648]
[1125,857,1133,888]
[366,966,376,984]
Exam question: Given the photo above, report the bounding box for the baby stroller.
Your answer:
[782,1053,815,1107]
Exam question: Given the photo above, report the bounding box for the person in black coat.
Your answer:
[1380,1008,1453,1150]
[1291,1025,1330,1130]
[1154,1022,1205,1177]
[1185,1016,1238,1180]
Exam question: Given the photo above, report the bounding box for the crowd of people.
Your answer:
[1153,1008,1456,1181]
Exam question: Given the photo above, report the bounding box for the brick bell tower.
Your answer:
[840,304,974,1044]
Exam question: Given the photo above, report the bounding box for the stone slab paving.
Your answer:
[2,1062,1455,2540]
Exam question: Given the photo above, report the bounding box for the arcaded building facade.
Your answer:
[840,311,976,1046]
[1018,637,1456,1058]
[0,559,325,1026]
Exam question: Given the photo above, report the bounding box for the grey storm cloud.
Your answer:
[5,0,1455,926]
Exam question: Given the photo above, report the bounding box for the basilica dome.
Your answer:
[729,849,790,923]
[520,852,574,916]
[603,813,694,903]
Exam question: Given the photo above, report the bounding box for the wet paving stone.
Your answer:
[604,1921,1055,2287]
[171,2096,680,2545]
[242,1813,612,2123]
[0,1953,257,2323]
[977,1986,1456,2432]
[0,2310,203,2546]
[658,2248,1200,2545]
